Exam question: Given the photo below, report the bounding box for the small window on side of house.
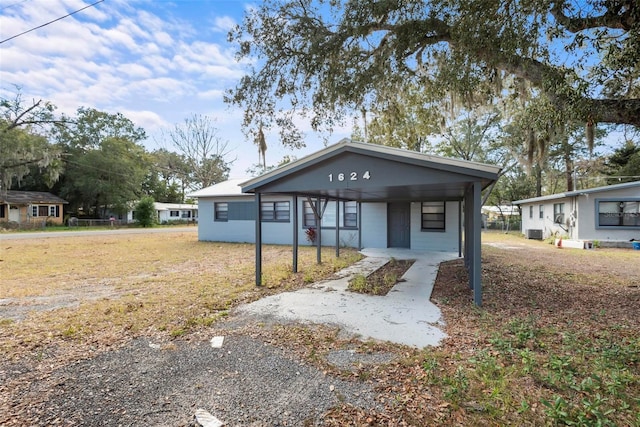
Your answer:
[215,202,228,221]
[553,203,565,224]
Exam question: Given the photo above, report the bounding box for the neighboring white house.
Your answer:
[482,205,520,220]
[481,205,520,230]
[153,202,198,223]
[113,202,198,224]
[513,180,640,246]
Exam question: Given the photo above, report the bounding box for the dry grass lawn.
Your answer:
[0,232,361,361]
[1,230,639,426]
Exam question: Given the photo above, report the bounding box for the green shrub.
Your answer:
[135,196,157,227]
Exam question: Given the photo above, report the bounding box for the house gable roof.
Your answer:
[188,178,250,198]
[154,202,198,211]
[512,180,640,205]
[241,139,501,202]
[1,191,68,205]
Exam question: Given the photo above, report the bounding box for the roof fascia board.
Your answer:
[513,180,640,205]
[242,140,501,193]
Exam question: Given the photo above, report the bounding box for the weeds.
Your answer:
[418,310,639,426]
[347,259,414,295]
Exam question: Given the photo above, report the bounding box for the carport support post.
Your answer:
[472,181,482,307]
[316,198,322,264]
[255,192,262,286]
[458,200,462,258]
[293,195,298,273]
[464,190,472,289]
[335,199,340,258]
[358,201,362,249]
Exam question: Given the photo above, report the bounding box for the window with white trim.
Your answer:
[170,210,180,217]
[553,203,565,224]
[31,205,59,217]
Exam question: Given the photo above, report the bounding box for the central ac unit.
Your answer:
[526,229,543,240]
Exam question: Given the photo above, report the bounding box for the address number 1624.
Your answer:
[328,171,371,182]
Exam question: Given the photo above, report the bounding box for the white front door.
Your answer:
[9,206,19,222]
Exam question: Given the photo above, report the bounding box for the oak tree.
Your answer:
[0,92,64,195]
[227,0,639,148]
[56,108,149,216]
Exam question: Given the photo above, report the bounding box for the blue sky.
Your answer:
[0,0,349,177]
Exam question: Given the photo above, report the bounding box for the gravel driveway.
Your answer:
[2,314,395,426]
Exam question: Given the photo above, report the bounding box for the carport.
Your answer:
[241,139,500,306]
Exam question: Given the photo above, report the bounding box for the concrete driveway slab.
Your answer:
[237,249,459,348]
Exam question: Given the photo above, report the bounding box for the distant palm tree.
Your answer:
[257,125,267,168]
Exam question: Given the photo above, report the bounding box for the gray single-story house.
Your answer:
[190,139,501,306]
[189,177,464,251]
[513,180,640,246]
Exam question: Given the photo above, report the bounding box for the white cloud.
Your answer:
[118,63,154,79]
[154,31,173,46]
[213,16,236,33]
[198,89,225,100]
[120,108,168,133]
[0,0,263,175]
[125,77,194,102]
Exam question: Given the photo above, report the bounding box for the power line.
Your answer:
[0,0,105,45]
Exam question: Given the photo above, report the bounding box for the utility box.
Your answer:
[526,229,543,240]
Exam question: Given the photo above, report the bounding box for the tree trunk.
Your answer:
[564,149,574,192]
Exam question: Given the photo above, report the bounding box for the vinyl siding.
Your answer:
[410,201,460,252]
[360,203,387,248]
[518,185,639,242]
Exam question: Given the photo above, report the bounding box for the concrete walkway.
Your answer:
[237,248,459,348]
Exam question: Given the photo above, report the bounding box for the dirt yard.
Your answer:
[1,230,638,426]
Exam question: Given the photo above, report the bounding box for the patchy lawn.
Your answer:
[323,232,640,425]
[0,232,361,361]
[1,231,638,426]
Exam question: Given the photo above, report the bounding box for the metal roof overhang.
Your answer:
[241,139,500,200]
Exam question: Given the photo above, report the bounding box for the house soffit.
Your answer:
[242,146,499,202]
